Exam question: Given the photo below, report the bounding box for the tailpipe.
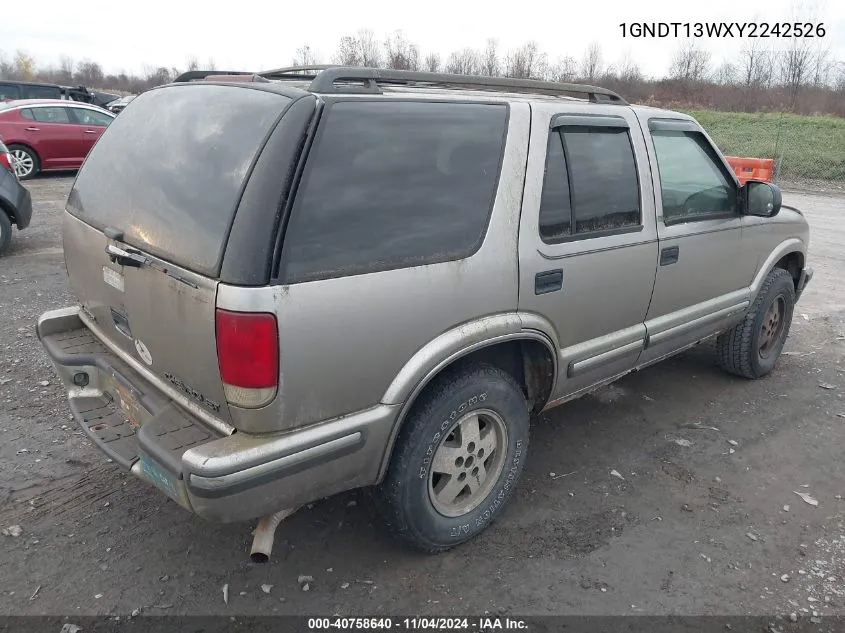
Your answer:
[249,507,298,563]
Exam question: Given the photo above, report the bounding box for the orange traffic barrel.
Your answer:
[724,156,775,184]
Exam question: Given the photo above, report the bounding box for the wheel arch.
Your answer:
[774,250,804,290]
[750,239,806,300]
[377,318,558,482]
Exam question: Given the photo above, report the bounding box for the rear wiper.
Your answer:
[105,243,147,268]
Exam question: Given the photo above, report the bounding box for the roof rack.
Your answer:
[260,65,340,80]
[173,70,256,83]
[308,67,628,104]
[172,65,628,104]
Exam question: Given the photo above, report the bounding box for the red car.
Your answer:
[0,99,115,180]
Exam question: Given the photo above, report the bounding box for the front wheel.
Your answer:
[373,364,529,552]
[716,268,795,378]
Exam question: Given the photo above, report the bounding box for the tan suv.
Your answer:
[37,67,812,556]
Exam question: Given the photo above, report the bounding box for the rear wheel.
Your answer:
[8,145,39,180]
[373,363,529,552]
[716,268,795,378]
[0,211,11,255]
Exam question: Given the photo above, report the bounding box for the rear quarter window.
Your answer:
[279,100,508,283]
[67,85,290,276]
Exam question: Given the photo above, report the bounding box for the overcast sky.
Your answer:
[2,0,844,79]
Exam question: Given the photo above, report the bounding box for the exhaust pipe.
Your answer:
[249,507,298,563]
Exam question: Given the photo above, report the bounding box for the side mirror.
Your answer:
[743,181,782,217]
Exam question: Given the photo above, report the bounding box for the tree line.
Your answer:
[2,30,843,115]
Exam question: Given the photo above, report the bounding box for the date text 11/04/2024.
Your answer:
[307,617,528,630]
[619,22,826,38]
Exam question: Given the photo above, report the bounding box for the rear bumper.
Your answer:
[796,266,813,302]
[0,168,32,229]
[37,306,398,522]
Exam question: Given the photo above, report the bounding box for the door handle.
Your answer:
[25,127,40,132]
[535,269,563,294]
[84,129,98,134]
[660,246,680,266]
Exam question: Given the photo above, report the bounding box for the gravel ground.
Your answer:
[1,176,844,618]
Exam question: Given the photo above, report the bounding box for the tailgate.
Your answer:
[63,213,233,424]
[57,83,298,428]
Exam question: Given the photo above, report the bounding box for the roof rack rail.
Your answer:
[172,65,628,104]
[173,66,336,84]
[173,70,255,83]
[307,67,628,104]
[259,64,340,80]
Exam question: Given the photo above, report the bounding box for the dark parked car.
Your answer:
[92,91,120,108]
[106,94,135,114]
[0,99,115,179]
[0,80,95,103]
[0,136,33,254]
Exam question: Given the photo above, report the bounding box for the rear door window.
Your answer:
[279,100,508,283]
[67,85,290,276]
[70,108,113,126]
[539,124,640,242]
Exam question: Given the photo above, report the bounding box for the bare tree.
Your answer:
[580,43,603,82]
[384,31,419,71]
[836,61,845,93]
[739,38,774,88]
[616,50,642,83]
[0,51,12,78]
[779,39,814,109]
[333,36,362,66]
[206,58,217,71]
[481,39,500,77]
[549,56,578,83]
[504,41,547,79]
[810,43,833,87]
[669,42,711,83]
[142,65,172,87]
[715,61,737,85]
[357,29,381,67]
[292,44,320,67]
[445,48,481,75]
[58,55,75,83]
[333,29,381,68]
[185,56,199,72]
[424,52,441,73]
[76,60,104,87]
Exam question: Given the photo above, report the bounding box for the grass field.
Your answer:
[678,109,845,183]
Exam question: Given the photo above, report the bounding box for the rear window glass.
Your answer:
[25,85,63,99]
[68,85,289,275]
[0,84,21,101]
[279,100,507,283]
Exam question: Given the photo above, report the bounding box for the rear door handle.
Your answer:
[535,269,563,294]
[84,129,98,134]
[25,127,40,132]
[660,246,680,266]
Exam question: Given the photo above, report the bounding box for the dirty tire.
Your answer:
[373,363,529,552]
[716,268,795,379]
[0,211,11,255]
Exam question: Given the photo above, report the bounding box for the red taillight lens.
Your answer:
[215,309,279,389]
[0,152,12,173]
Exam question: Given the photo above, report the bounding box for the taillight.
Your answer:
[0,151,12,173]
[215,309,279,408]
